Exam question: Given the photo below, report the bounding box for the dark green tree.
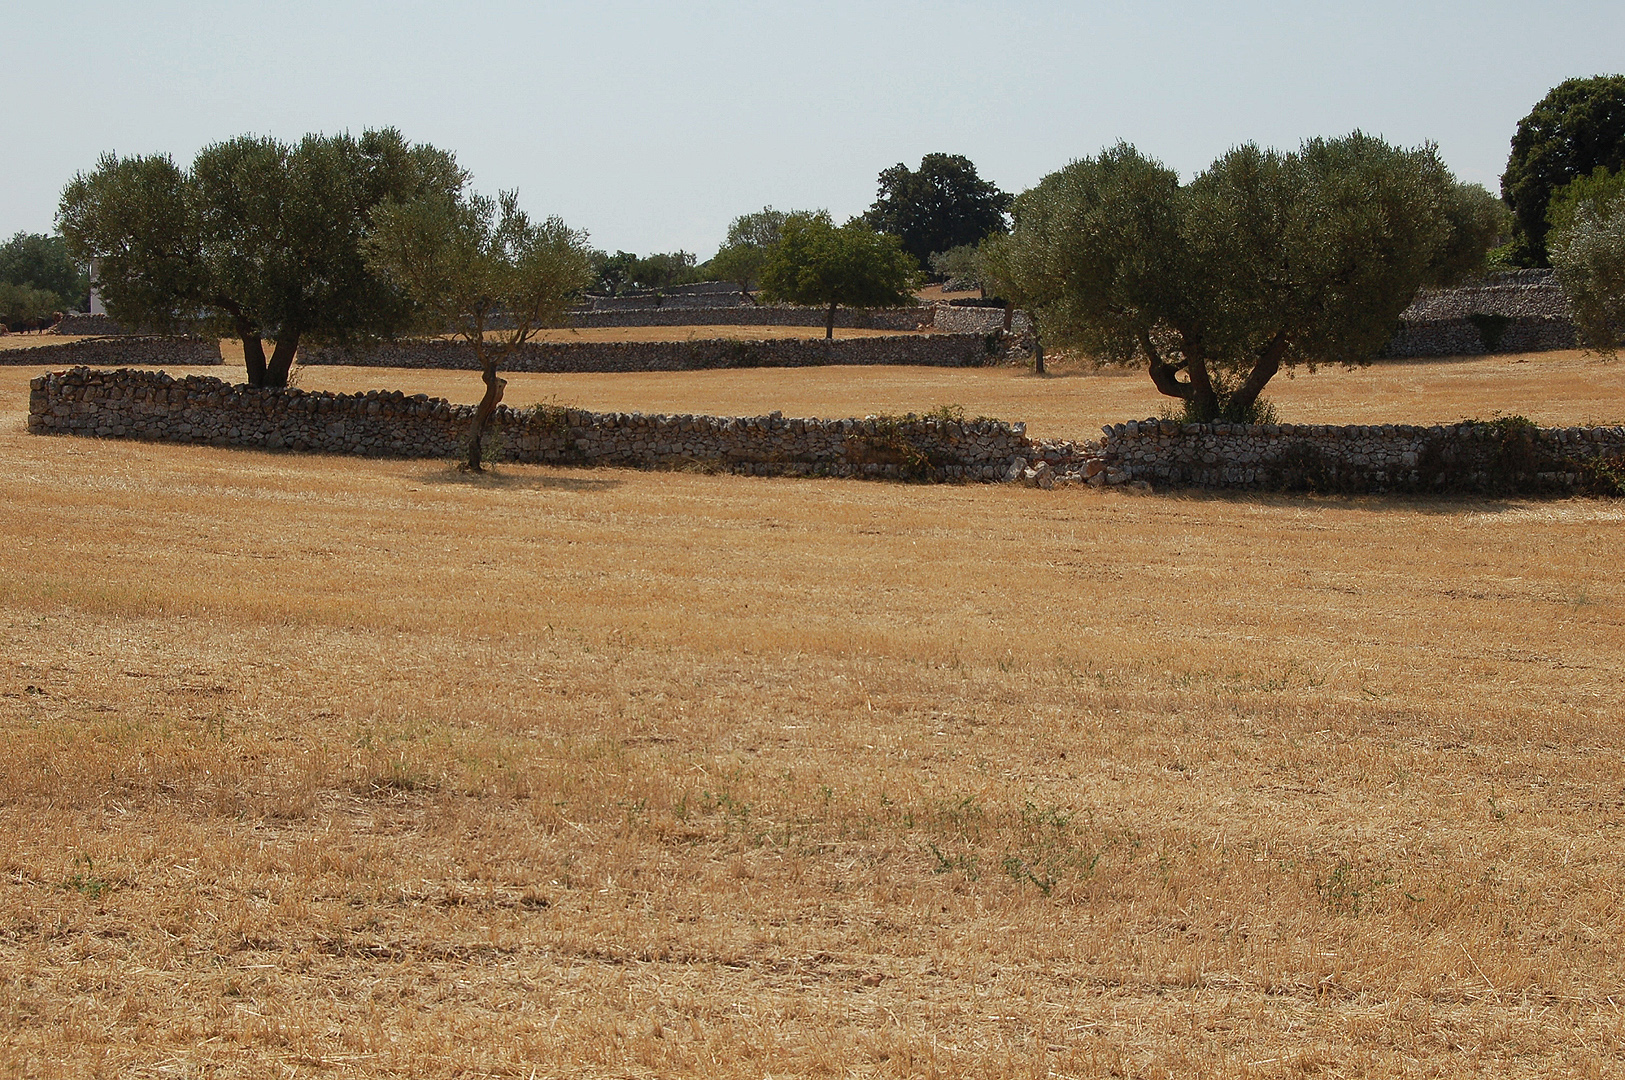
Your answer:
[0,283,63,326]
[367,189,594,470]
[628,251,698,293]
[985,134,1495,422]
[864,153,1012,267]
[0,232,89,310]
[759,212,921,338]
[590,250,638,296]
[58,128,463,387]
[703,207,789,298]
[1501,75,1625,267]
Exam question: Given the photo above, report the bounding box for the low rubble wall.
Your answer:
[1,336,221,366]
[26,367,1028,481]
[563,305,932,330]
[299,333,1001,371]
[1069,417,1625,495]
[1382,316,1577,357]
[28,367,1623,496]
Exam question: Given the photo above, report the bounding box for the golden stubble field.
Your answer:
[1,353,1623,1078]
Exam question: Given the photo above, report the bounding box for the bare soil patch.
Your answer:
[1,359,1623,1077]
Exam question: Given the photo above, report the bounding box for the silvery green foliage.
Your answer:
[1551,203,1625,357]
[985,134,1496,421]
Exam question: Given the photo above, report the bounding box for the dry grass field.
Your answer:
[1,352,1623,1078]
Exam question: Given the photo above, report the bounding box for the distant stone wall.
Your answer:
[1382,269,1583,357]
[584,282,745,311]
[49,313,132,336]
[565,304,932,330]
[0,336,221,366]
[300,333,1002,372]
[27,367,1030,482]
[1402,269,1568,320]
[1383,316,1577,358]
[931,304,1033,334]
[1077,417,1625,494]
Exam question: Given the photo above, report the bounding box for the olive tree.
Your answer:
[1550,179,1625,356]
[366,190,594,471]
[58,129,462,387]
[0,282,62,327]
[984,134,1498,421]
[758,212,920,338]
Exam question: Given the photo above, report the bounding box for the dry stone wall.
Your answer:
[28,367,1622,496]
[27,367,1029,481]
[565,304,932,330]
[931,304,1033,334]
[300,333,1002,372]
[49,314,132,336]
[1054,417,1625,495]
[1,336,221,366]
[1382,269,1582,357]
[1382,316,1576,357]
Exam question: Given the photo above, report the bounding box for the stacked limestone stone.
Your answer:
[299,333,1001,372]
[930,305,1034,335]
[26,367,1623,495]
[564,305,931,331]
[1085,417,1625,494]
[1384,269,1578,356]
[27,368,1030,481]
[2,336,220,366]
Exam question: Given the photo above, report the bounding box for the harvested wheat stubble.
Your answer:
[1,357,1623,1078]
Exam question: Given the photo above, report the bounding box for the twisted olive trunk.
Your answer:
[224,304,269,388]
[1141,327,1220,420]
[465,342,506,472]
[240,331,268,388]
[1225,332,1289,420]
[264,333,300,388]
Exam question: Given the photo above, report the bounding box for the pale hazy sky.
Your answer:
[3,1,1620,258]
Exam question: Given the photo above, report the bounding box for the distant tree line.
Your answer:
[43,71,1625,422]
[0,231,88,328]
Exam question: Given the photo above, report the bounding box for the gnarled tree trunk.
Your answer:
[265,333,300,388]
[826,301,837,340]
[465,353,506,472]
[1226,333,1289,420]
[1142,328,1220,421]
[241,332,268,388]
[230,310,269,388]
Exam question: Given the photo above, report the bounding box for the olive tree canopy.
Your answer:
[58,128,463,387]
[983,133,1499,421]
[1549,169,1625,356]
[705,207,790,298]
[366,189,594,471]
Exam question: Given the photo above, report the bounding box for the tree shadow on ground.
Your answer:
[408,464,622,493]
[1160,488,1542,516]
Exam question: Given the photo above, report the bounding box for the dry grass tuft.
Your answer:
[2,355,1624,1077]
